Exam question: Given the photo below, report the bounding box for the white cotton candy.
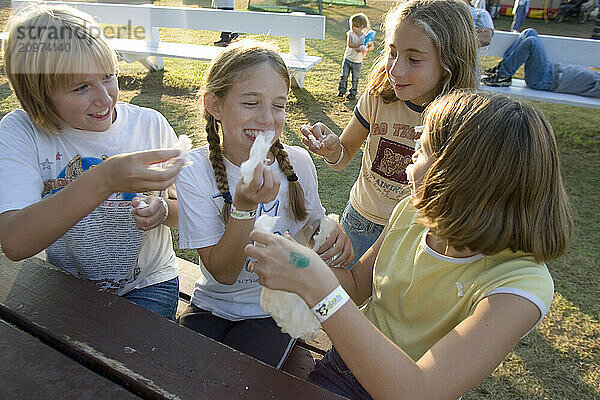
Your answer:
[136,199,149,209]
[307,133,322,149]
[254,214,321,340]
[240,130,275,184]
[260,287,321,339]
[173,134,193,166]
[311,213,339,252]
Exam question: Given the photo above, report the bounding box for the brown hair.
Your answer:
[413,90,572,262]
[203,40,307,224]
[4,4,118,134]
[350,13,370,30]
[366,0,477,103]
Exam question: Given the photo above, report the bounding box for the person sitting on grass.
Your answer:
[482,28,600,97]
[246,90,573,400]
[0,4,184,320]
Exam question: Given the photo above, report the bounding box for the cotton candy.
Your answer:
[256,214,340,339]
[240,130,275,184]
[173,134,193,166]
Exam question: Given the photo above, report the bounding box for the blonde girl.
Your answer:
[302,0,478,266]
[0,5,183,319]
[175,41,352,367]
[247,90,572,399]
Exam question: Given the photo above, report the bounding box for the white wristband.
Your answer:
[158,196,169,222]
[311,285,350,323]
[323,145,345,167]
[230,205,257,220]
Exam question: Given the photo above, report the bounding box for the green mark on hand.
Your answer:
[289,251,310,268]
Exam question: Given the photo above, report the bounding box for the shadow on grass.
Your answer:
[119,70,195,102]
[290,84,343,132]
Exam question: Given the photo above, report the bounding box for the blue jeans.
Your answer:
[308,347,373,400]
[341,202,384,268]
[510,0,529,31]
[123,277,179,320]
[338,59,362,96]
[498,28,553,90]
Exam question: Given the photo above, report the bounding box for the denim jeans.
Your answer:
[338,59,362,96]
[510,0,529,31]
[308,347,373,400]
[341,202,384,268]
[123,277,179,320]
[498,28,553,90]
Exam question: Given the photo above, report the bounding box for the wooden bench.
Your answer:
[9,0,326,88]
[480,30,600,109]
[177,256,332,380]
[0,251,343,399]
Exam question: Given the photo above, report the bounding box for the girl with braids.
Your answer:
[175,41,353,367]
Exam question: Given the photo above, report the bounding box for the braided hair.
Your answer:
[203,40,307,224]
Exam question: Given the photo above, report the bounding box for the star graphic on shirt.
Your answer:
[56,152,62,160]
[40,158,53,170]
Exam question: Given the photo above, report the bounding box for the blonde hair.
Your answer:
[367,0,477,103]
[413,90,572,262]
[202,40,307,224]
[4,4,119,134]
[350,13,369,30]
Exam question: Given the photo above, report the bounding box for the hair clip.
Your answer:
[287,173,298,182]
[223,191,232,204]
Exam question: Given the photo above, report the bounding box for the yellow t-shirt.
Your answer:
[362,197,554,361]
[351,94,424,225]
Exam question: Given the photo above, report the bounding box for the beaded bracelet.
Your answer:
[230,205,257,220]
[311,285,350,323]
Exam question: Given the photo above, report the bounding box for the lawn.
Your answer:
[0,0,598,398]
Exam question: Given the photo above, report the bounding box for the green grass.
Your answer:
[0,1,598,398]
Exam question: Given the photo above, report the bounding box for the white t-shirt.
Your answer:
[0,103,179,295]
[175,145,325,320]
[344,30,367,64]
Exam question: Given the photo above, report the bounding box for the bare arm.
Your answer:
[246,231,541,399]
[300,116,369,171]
[0,149,183,260]
[197,163,279,285]
[321,293,539,400]
[332,225,387,304]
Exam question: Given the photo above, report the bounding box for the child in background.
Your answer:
[0,5,184,319]
[175,41,353,368]
[247,90,573,399]
[337,13,375,101]
[303,0,478,266]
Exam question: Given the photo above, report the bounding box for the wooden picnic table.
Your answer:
[0,251,344,399]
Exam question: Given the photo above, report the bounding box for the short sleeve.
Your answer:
[174,148,226,249]
[0,111,44,213]
[354,92,375,131]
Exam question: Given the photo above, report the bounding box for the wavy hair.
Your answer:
[366,0,478,103]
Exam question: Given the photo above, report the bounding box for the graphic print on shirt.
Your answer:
[371,138,413,185]
[43,154,145,292]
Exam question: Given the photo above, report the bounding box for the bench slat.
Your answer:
[12,1,326,39]
[480,78,600,109]
[111,39,322,72]
[0,320,140,399]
